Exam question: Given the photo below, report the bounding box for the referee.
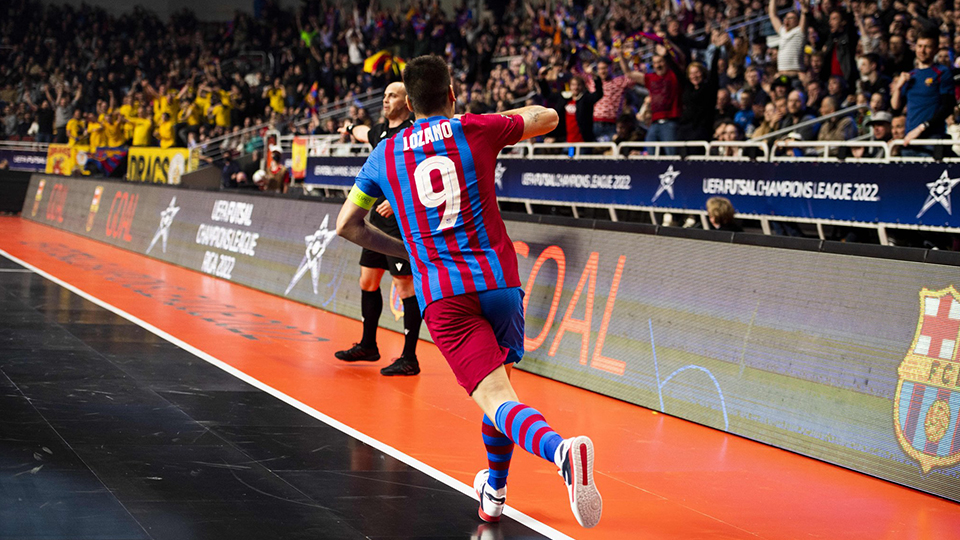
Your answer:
[335,82,421,376]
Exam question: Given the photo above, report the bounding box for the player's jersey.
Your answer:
[367,118,413,238]
[351,113,525,312]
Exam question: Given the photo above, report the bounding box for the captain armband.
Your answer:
[348,185,377,210]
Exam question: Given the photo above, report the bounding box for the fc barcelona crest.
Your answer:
[894,286,960,474]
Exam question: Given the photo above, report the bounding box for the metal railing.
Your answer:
[888,138,960,161]
[619,141,710,158]
[291,135,960,164]
[528,142,618,158]
[0,140,50,152]
[292,88,385,129]
[773,140,891,161]
[196,88,386,166]
[201,122,272,163]
[751,104,869,143]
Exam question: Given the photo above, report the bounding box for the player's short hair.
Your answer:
[918,29,939,44]
[402,55,451,116]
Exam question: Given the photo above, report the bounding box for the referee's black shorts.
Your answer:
[359,248,413,276]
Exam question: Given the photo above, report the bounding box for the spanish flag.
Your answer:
[363,50,407,75]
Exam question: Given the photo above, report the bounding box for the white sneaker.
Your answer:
[555,436,602,528]
[473,469,506,523]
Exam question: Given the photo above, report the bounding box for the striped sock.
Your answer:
[482,415,513,490]
[493,401,563,466]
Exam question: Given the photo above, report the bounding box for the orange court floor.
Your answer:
[2,216,959,540]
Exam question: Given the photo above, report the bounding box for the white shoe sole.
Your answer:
[567,436,602,528]
[474,469,504,523]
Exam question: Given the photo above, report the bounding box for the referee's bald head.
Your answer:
[382,82,408,121]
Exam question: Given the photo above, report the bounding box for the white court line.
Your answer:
[0,247,575,540]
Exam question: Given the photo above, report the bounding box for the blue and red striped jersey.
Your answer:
[352,113,525,312]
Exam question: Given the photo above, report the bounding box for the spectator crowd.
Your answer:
[2,0,960,158]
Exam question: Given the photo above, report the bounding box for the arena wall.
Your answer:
[20,174,960,503]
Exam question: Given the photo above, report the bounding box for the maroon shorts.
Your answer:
[423,288,525,395]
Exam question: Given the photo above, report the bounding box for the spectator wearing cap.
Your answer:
[769,0,809,78]
[770,75,792,102]
[852,111,893,158]
[891,29,957,152]
[856,53,891,98]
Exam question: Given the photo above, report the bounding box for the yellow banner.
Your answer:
[45,144,92,176]
[127,147,196,184]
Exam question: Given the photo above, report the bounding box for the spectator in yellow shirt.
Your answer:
[103,112,127,147]
[218,88,232,108]
[179,99,202,126]
[129,106,153,147]
[118,95,139,140]
[118,95,138,120]
[264,78,286,114]
[208,94,232,129]
[145,83,183,125]
[194,87,213,121]
[87,113,105,149]
[155,112,175,149]
[65,109,86,147]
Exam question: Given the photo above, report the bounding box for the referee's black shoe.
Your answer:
[380,356,420,376]
[335,343,380,362]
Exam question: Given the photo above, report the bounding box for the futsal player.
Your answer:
[336,55,602,528]
[335,82,421,376]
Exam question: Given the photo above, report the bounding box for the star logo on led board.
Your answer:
[285,214,338,296]
[146,197,180,254]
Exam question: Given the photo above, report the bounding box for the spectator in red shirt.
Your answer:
[625,42,684,155]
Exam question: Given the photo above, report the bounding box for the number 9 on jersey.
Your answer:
[414,155,462,231]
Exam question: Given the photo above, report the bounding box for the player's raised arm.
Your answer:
[499,105,559,141]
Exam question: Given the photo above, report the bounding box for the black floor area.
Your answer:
[0,255,548,540]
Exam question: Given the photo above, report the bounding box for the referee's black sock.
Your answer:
[360,289,382,349]
[402,295,421,359]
